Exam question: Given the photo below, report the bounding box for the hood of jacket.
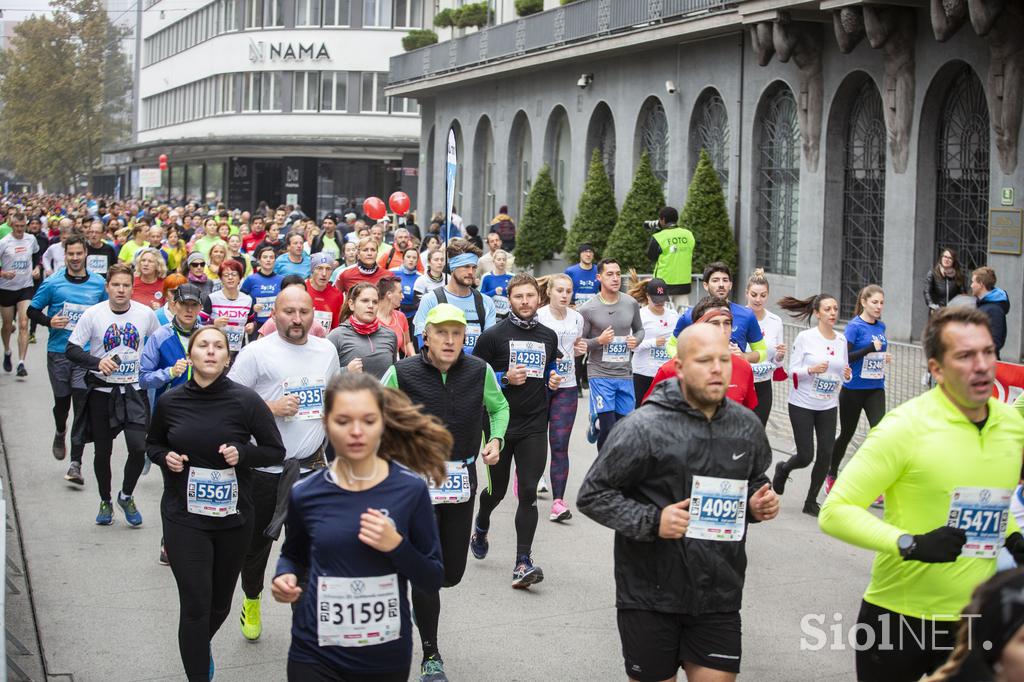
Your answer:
[979,287,1010,313]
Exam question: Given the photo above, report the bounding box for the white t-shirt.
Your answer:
[632,306,677,377]
[0,234,39,291]
[227,332,340,473]
[208,289,253,352]
[537,305,584,389]
[43,242,65,275]
[788,327,848,411]
[749,310,784,383]
[68,300,160,392]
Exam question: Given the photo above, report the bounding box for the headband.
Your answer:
[695,307,733,324]
[448,253,479,269]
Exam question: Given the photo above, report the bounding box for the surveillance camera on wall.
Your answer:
[665,80,677,94]
[577,73,593,89]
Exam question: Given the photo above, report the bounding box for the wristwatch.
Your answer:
[897,533,916,559]
[499,374,511,388]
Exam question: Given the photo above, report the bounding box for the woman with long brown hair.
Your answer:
[271,372,447,682]
[327,282,397,379]
[924,247,966,312]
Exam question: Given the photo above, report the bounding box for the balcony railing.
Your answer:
[389,0,733,86]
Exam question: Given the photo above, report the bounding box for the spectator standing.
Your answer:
[923,248,966,312]
[971,266,1009,359]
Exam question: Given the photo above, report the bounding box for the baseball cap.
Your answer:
[578,243,594,255]
[174,283,203,304]
[646,278,669,304]
[425,303,467,327]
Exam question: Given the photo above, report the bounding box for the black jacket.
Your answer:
[977,288,1011,358]
[577,378,771,615]
[923,269,964,309]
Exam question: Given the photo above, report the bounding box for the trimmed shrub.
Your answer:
[605,150,665,272]
[515,0,543,16]
[564,147,617,263]
[402,29,438,51]
[682,149,738,275]
[515,165,566,270]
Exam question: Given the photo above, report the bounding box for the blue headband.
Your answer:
[448,253,479,269]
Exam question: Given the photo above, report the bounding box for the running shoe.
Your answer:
[209,654,215,680]
[586,413,600,444]
[550,499,572,522]
[240,595,262,641]
[2,353,10,372]
[15,363,26,377]
[52,431,66,460]
[158,544,169,566]
[95,500,114,525]
[116,493,143,527]
[824,475,836,496]
[871,495,885,509]
[469,526,489,560]
[64,462,84,486]
[28,333,35,345]
[419,655,448,682]
[802,501,821,517]
[772,462,788,495]
[537,476,548,494]
[511,555,544,589]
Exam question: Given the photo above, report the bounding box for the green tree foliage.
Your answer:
[0,0,131,190]
[402,29,438,51]
[515,165,565,270]
[564,148,617,264]
[515,0,543,16]
[606,151,664,272]
[682,149,738,275]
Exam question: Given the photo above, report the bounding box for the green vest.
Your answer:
[653,226,695,285]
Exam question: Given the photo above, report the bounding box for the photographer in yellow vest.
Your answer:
[645,206,695,311]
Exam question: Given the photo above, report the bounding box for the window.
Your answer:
[322,0,349,25]
[692,90,730,192]
[223,0,236,31]
[637,97,669,186]
[217,73,234,113]
[242,72,261,111]
[264,0,284,26]
[360,72,386,112]
[294,72,320,111]
[295,0,320,26]
[393,0,422,28]
[260,72,281,110]
[755,87,801,276]
[244,0,262,28]
[390,97,417,115]
[362,0,391,27]
[320,71,347,111]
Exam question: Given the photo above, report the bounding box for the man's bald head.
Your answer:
[274,285,315,344]
[674,323,732,411]
[676,323,729,361]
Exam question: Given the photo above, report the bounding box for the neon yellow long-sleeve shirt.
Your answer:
[819,386,1024,620]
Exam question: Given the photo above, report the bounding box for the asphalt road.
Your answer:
[0,338,872,681]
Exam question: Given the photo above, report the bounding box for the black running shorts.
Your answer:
[0,287,34,308]
[617,608,742,680]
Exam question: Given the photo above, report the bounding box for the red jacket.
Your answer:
[334,266,391,301]
[642,355,758,411]
[306,280,344,333]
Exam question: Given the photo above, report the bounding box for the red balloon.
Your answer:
[363,196,387,221]
[388,191,410,216]
[158,154,168,164]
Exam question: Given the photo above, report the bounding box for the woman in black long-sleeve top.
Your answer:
[146,325,286,682]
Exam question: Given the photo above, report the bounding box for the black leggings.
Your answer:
[410,475,476,660]
[633,374,653,410]
[476,432,547,557]
[241,469,280,600]
[854,600,956,682]
[829,388,886,478]
[575,353,588,389]
[53,391,87,463]
[287,659,409,682]
[782,404,837,505]
[752,381,773,427]
[86,391,146,502]
[163,516,253,682]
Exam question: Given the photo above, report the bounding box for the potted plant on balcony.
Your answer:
[564,148,617,264]
[402,29,438,51]
[455,2,490,28]
[606,150,663,272]
[515,0,543,17]
[433,8,457,27]
[515,165,566,273]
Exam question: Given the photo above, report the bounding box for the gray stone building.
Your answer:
[387,0,1024,356]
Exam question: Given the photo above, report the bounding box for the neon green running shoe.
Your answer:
[240,595,262,641]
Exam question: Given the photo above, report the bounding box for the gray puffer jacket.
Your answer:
[577,378,771,615]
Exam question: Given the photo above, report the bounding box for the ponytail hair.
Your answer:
[853,284,884,318]
[323,373,450,486]
[626,268,651,305]
[778,292,837,322]
[746,267,769,292]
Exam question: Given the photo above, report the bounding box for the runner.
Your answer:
[327,282,398,380]
[203,260,254,357]
[241,245,284,337]
[242,216,266,254]
[744,269,786,427]
[413,250,446,308]
[26,234,106,483]
[184,252,214,298]
[578,322,780,682]
[275,233,311,278]
[564,243,599,306]
[304,253,343,336]
[310,214,341,262]
[820,306,1024,682]
[537,274,586,522]
[228,285,340,642]
[477,231,515,279]
[162,226,188,273]
[377,227,417,271]
[206,242,230,293]
[65,263,160,525]
[480,250,512,320]
[470,273,562,588]
[827,284,892,494]
[391,247,422,324]
[132,248,167,309]
[257,276,329,340]
[376,276,415,358]
[628,277,676,408]
[772,292,851,517]
[147,325,286,682]
[85,219,117,276]
[0,212,40,375]
[335,237,390,300]
[577,259,644,449]
[380,303,509,682]
[413,238,496,354]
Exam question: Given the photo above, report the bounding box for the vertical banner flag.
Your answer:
[444,128,457,244]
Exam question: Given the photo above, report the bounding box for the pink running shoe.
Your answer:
[824,475,836,495]
[550,499,572,522]
[871,494,885,509]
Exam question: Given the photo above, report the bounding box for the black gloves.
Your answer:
[904,526,967,563]
[1005,532,1024,565]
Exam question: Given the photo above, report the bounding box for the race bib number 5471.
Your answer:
[947,486,1011,558]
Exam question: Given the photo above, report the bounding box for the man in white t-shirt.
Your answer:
[0,212,41,376]
[228,285,340,642]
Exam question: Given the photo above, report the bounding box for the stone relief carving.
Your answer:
[863,6,916,173]
[979,1,1023,172]
[833,7,865,54]
[750,22,775,66]
[773,18,824,173]
[930,0,969,41]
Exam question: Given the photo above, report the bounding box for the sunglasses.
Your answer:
[190,262,206,268]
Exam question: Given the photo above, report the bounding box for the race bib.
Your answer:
[429,461,471,505]
[10,257,28,271]
[313,309,333,334]
[86,254,108,274]
[254,295,276,317]
[812,373,841,400]
[574,292,595,306]
[493,295,510,316]
[605,336,629,363]
[60,302,89,331]
[464,324,481,352]
[947,486,1012,558]
[687,475,748,542]
[751,361,775,383]
[283,376,326,421]
[225,324,245,352]
[650,345,670,362]
[509,340,545,379]
[317,574,400,647]
[861,352,886,380]
[106,349,140,384]
[186,466,238,517]
[211,280,223,293]
[555,358,574,377]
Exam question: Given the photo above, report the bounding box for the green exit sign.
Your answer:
[1002,187,1014,206]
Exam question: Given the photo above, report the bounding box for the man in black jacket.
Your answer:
[578,323,780,682]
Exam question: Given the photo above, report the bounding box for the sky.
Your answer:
[2,0,139,22]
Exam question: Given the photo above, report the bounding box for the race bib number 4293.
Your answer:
[509,340,545,378]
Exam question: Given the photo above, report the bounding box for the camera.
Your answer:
[643,219,661,232]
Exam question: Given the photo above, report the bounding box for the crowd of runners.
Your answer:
[1,192,1023,682]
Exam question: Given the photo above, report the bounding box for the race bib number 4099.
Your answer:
[686,475,748,542]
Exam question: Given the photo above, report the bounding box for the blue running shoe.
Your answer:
[586,413,600,444]
[95,500,113,525]
[511,555,544,589]
[116,493,143,527]
[209,653,215,680]
[469,525,488,560]
[419,655,448,681]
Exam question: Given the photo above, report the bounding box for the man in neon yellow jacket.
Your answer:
[820,306,1024,682]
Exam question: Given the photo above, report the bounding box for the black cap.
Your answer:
[174,283,203,304]
[646,278,669,303]
[578,242,594,255]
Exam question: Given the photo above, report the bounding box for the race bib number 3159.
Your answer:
[317,574,400,647]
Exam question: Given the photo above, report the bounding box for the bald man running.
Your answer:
[579,323,779,682]
[228,286,341,642]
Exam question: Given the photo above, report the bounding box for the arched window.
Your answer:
[586,103,616,191]
[755,86,800,275]
[508,112,532,222]
[545,107,572,211]
[936,66,990,273]
[691,89,730,192]
[474,116,495,223]
[840,80,886,317]
[637,97,669,186]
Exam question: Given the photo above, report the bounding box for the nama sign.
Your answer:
[248,39,331,62]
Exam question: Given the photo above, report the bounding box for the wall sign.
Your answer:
[1002,187,1015,206]
[989,208,1023,255]
[248,39,330,63]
